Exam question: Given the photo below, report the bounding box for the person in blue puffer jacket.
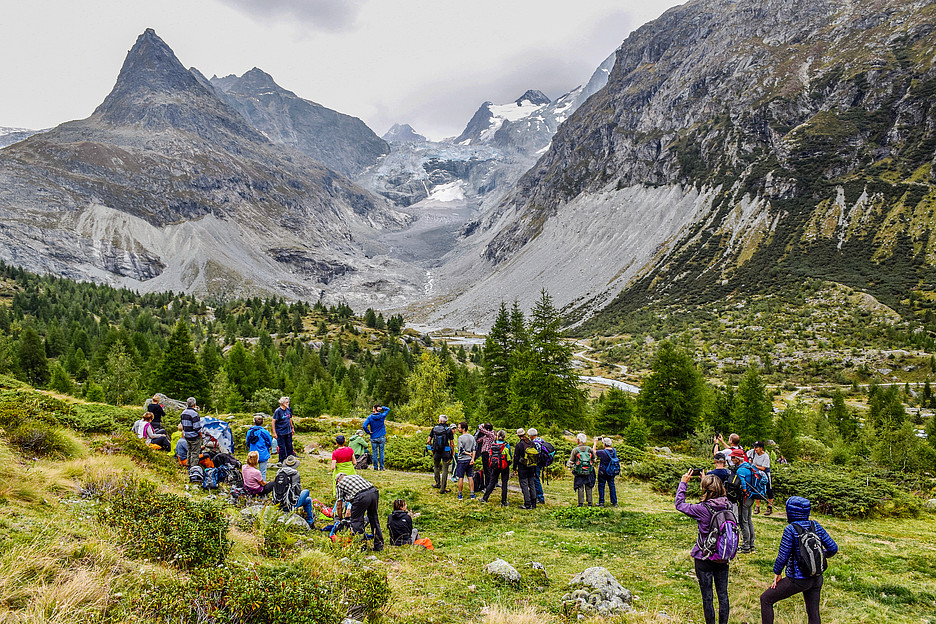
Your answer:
[363,405,389,471]
[760,496,837,624]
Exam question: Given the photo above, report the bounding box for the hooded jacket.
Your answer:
[774,496,837,578]
[387,509,414,546]
[246,425,274,462]
[675,481,732,560]
[363,407,389,439]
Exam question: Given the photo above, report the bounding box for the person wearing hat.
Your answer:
[760,496,837,624]
[335,473,384,551]
[349,429,370,468]
[730,448,757,553]
[427,415,455,493]
[512,428,537,509]
[146,394,166,433]
[331,434,357,490]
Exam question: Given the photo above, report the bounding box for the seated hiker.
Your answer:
[331,434,357,489]
[387,498,420,546]
[272,455,315,527]
[140,412,170,451]
[172,425,187,465]
[349,429,371,469]
[242,451,274,497]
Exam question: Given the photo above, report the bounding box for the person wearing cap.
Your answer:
[747,441,774,515]
[567,433,597,507]
[332,434,357,490]
[529,428,547,505]
[760,496,837,624]
[246,414,274,479]
[335,473,384,551]
[146,394,166,432]
[593,436,618,507]
[272,396,295,464]
[512,429,537,509]
[730,448,757,553]
[349,429,370,468]
[427,415,455,493]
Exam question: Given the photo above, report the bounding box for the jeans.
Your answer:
[370,436,386,470]
[760,575,823,624]
[533,466,545,503]
[740,497,755,551]
[597,474,617,506]
[276,434,294,463]
[518,472,536,508]
[258,460,268,481]
[483,467,510,505]
[695,558,729,624]
[296,489,315,526]
[185,436,202,467]
[433,454,451,491]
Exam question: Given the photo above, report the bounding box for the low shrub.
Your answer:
[293,416,332,434]
[0,388,139,433]
[553,505,612,528]
[625,458,709,497]
[340,568,392,623]
[771,464,921,518]
[96,477,230,569]
[93,431,176,473]
[385,434,434,472]
[7,420,84,458]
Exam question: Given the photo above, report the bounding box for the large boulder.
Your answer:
[562,567,633,617]
[485,558,521,585]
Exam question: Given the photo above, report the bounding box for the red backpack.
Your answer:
[489,441,510,470]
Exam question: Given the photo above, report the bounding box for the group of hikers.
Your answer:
[677,432,836,624]
[134,395,835,623]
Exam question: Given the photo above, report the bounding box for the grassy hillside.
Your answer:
[1,387,935,623]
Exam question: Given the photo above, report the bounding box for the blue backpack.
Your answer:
[738,464,768,500]
[697,502,740,562]
[605,449,621,476]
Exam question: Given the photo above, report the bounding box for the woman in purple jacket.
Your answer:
[760,496,837,624]
[675,470,733,624]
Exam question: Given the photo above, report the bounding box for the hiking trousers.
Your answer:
[483,466,510,505]
[350,487,384,550]
[433,454,451,491]
[276,434,294,463]
[739,497,755,551]
[695,558,729,624]
[185,436,202,467]
[518,472,537,508]
[760,575,823,624]
[533,466,545,503]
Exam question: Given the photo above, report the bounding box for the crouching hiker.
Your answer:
[335,473,384,552]
[387,499,420,546]
[676,470,739,624]
[272,455,315,527]
[760,496,837,624]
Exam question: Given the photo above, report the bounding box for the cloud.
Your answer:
[218,0,365,32]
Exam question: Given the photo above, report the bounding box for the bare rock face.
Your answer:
[562,566,634,617]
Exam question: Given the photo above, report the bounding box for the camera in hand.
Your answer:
[691,468,704,476]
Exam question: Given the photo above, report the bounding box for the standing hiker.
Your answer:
[246,414,274,479]
[272,396,295,464]
[427,415,455,493]
[363,404,388,471]
[481,430,512,506]
[180,397,202,468]
[567,433,597,507]
[513,429,538,509]
[594,436,620,507]
[454,421,476,500]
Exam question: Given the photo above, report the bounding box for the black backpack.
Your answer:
[431,426,452,456]
[792,521,828,576]
[271,470,299,512]
[724,469,743,504]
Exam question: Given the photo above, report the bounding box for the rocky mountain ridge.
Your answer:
[0,127,41,149]
[427,0,936,330]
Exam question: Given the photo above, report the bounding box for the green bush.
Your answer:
[625,458,708,496]
[340,568,392,623]
[553,505,612,528]
[293,416,332,434]
[772,464,921,518]
[385,434,434,472]
[96,477,230,569]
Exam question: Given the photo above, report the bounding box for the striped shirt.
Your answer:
[335,474,375,501]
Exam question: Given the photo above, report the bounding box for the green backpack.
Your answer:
[572,447,594,476]
[522,444,540,467]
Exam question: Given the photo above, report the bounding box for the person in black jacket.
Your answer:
[387,499,419,546]
[427,415,455,493]
[512,429,537,509]
[146,395,166,433]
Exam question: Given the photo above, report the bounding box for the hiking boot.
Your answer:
[432,483,440,488]
[441,488,451,494]
[765,505,773,515]
[754,506,760,514]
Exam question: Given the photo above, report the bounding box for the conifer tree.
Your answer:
[17,326,49,386]
[481,303,512,418]
[732,365,772,442]
[156,321,207,402]
[636,340,702,439]
[830,389,858,441]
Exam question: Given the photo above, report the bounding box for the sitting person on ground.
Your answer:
[272,455,315,527]
[760,496,837,624]
[349,429,371,468]
[567,433,597,507]
[335,472,384,551]
[140,411,171,451]
[747,440,774,515]
[172,424,186,464]
[387,498,420,546]
[246,414,274,479]
[676,470,736,624]
[242,450,275,497]
[481,429,512,506]
[593,436,619,507]
[331,434,357,489]
[454,421,476,500]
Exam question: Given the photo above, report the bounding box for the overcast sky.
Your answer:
[2,0,683,141]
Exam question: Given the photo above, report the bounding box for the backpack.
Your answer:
[522,443,539,468]
[201,467,220,490]
[739,464,768,500]
[791,522,828,576]
[489,441,510,470]
[271,470,300,512]
[533,439,556,468]
[188,465,204,483]
[696,501,740,561]
[605,449,621,477]
[247,429,259,448]
[724,469,743,504]
[431,426,452,456]
[572,447,594,476]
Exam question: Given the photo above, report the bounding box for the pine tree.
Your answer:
[830,389,858,441]
[17,326,49,386]
[636,340,703,439]
[102,343,140,406]
[481,303,512,418]
[732,365,772,442]
[155,321,207,402]
[594,387,634,432]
